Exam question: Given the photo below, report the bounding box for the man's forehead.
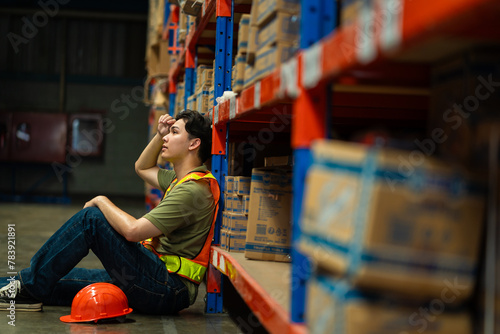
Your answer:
[172,118,187,129]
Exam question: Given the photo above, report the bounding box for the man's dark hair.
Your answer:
[176,109,212,163]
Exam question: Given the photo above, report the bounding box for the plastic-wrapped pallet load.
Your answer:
[299,140,485,302]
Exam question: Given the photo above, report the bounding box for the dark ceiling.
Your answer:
[0,0,148,14]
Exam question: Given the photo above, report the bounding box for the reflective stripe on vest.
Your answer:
[141,171,220,284]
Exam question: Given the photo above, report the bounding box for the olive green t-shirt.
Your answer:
[143,165,216,305]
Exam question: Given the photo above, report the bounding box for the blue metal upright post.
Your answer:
[289,0,339,323]
[206,0,234,315]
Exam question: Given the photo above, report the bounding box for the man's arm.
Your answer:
[84,196,162,242]
[135,114,175,188]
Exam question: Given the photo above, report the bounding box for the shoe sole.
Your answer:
[0,301,42,312]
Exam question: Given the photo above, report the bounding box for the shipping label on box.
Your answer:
[307,274,473,334]
[234,176,251,195]
[245,168,292,262]
[256,0,300,27]
[257,12,299,48]
[299,140,485,302]
[255,42,298,82]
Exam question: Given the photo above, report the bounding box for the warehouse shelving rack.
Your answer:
[164,0,500,332]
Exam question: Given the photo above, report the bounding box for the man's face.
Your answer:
[160,118,193,162]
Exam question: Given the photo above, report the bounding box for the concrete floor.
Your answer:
[0,199,256,334]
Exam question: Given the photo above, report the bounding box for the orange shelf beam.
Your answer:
[210,246,306,334]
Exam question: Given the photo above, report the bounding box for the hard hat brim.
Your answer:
[59,307,133,323]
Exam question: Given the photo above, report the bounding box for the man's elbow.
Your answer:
[134,161,143,176]
[123,225,142,243]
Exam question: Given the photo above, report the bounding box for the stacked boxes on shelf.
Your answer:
[194,65,213,115]
[221,176,251,252]
[175,81,185,116]
[299,140,486,333]
[244,1,259,88]
[187,93,197,111]
[245,168,293,262]
[233,14,250,93]
[146,0,170,78]
[244,0,300,88]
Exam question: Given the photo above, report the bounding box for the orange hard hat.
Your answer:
[60,283,133,323]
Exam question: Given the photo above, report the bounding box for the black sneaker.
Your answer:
[0,280,43,312]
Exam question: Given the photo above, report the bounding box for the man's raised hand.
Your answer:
[157,114,175,138]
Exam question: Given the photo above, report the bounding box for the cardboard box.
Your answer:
[257,12,299,48]
[233,53,246,93]
[237,14,251,54]
[225,176,235,194]
[227,212,248,232]
[220,228,227,250]
[196,86,211,115]
[209,85,215,108]
[245,168,292,262]
[299,140,485,302]
[146,40,171,77]
[178,12,188,44]
[243,63,257,89]
[232,195,244,214]
[234,176,251,195]
[255,42,298,82]
[175,82,185,116]
[256,0,300,27]
[307,273,473,334]
[243,195,250,215]
[227,231,246,252]
[146,0,165,51]
[246,25,259,65]
[187,94,197,111]
[196,65,213,92]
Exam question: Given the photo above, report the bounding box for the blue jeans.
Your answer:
[13,207,190,315]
